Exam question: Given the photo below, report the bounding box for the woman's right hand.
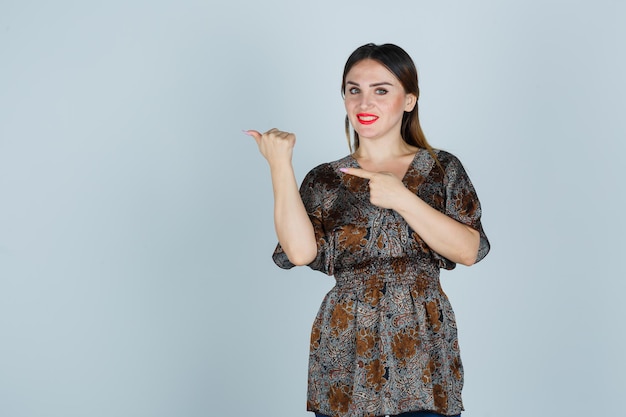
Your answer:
[244,128,296,166]
[243,128,316,266]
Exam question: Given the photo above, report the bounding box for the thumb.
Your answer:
[243,129,262,144]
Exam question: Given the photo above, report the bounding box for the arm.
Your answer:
[393,189,480,266]
[246,129,317,266]
[339,167,480,266]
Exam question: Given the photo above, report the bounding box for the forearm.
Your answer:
[394,190,480,266]
[270,162,317,266]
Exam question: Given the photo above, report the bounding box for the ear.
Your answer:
[404,93,417,112]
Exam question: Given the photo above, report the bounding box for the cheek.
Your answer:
[344,99,360,119]
[390,97,407,112]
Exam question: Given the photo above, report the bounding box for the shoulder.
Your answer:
[413,148,464,181]
[432,149,462,168]
[431,149,478,192]
[432,149,469,178]
[302,155,352,185]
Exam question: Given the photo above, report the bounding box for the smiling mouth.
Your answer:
[357,113,379,125]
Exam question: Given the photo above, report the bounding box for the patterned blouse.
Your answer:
[273,149,490,417]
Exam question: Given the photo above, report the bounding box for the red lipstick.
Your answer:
[356,113,379,125]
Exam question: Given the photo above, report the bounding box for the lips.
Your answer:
[356,113,379,125]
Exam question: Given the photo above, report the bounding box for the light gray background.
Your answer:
[1,1,624,416]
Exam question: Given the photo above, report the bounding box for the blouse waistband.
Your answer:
[333,259,439,291]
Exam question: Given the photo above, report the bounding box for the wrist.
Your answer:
[393,188,423,214]
[268,157,293,171]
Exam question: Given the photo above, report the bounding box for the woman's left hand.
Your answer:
[340,167,410,210]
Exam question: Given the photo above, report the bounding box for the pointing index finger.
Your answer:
[339,167,375,179]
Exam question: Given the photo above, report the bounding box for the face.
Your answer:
[343,59,416,142]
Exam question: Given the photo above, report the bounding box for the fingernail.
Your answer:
[242,129,252,136]
[339,168,348,173]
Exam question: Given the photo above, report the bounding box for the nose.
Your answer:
[358,91,373,109]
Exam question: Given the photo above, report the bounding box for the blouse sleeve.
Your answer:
[434,153,490,269]
[272,164,335,275]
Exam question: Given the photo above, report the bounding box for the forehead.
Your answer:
[345,59,398,83]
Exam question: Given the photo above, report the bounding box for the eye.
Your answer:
[348,87,360,95]
[375,88,388,95]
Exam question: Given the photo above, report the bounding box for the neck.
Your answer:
[353,136,416,162]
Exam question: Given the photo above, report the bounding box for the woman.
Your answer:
[245,43,490,417]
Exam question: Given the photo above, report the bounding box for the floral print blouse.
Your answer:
[273,149,490,417]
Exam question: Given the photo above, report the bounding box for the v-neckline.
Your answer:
[349,150,421,183]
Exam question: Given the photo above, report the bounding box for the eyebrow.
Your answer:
[346,81,394,87]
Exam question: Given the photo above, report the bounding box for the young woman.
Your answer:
[246,43,490,417]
